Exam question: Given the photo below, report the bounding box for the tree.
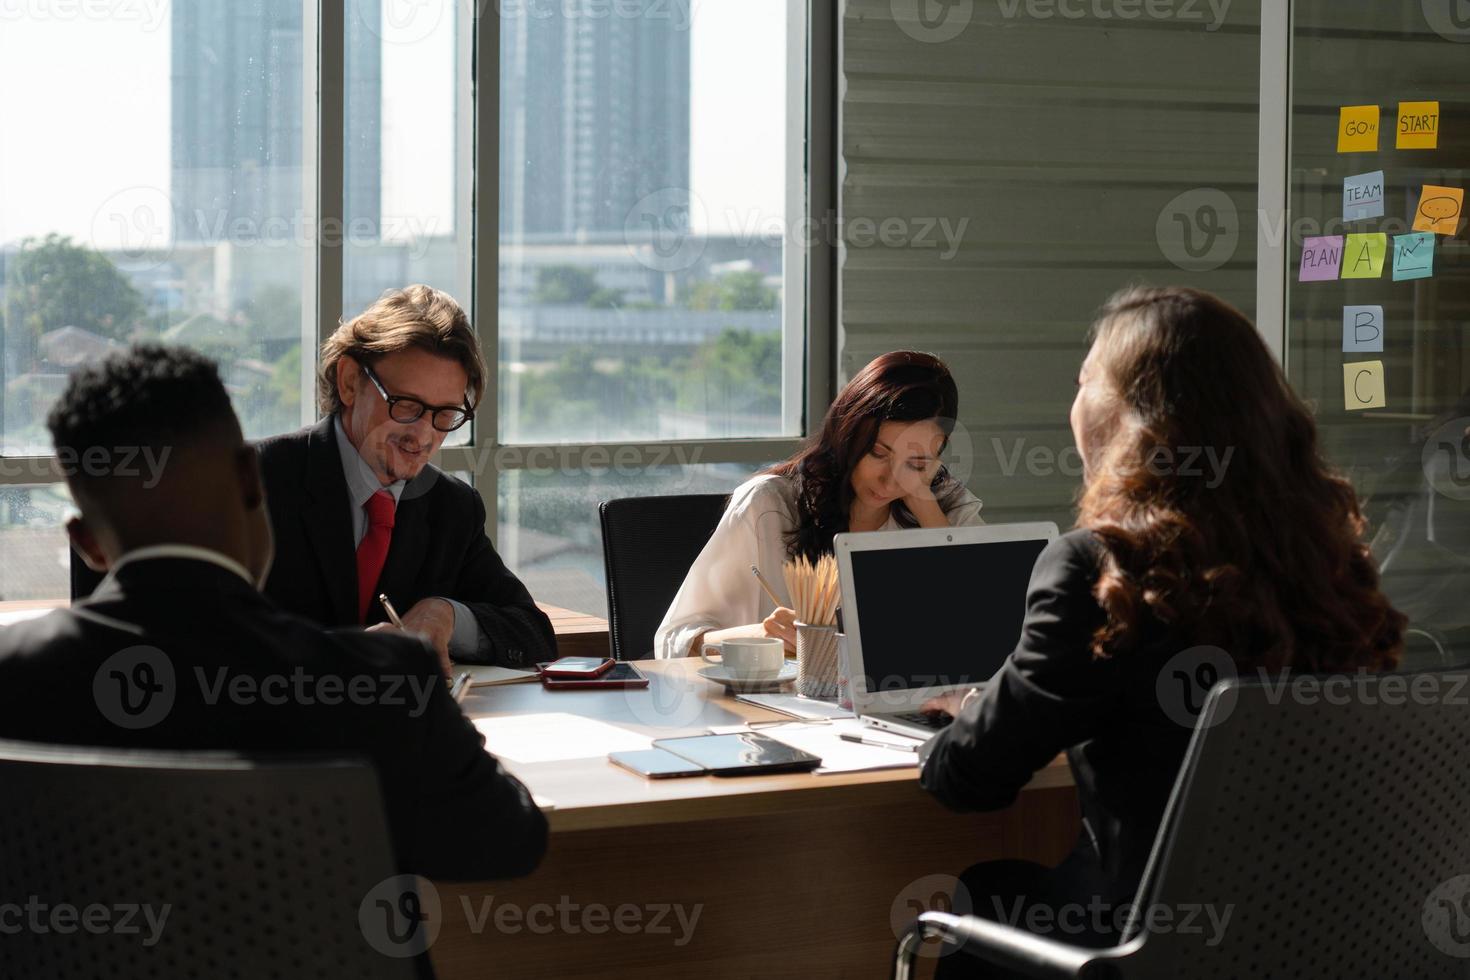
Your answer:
[532,266,600,306]
[3,234,146,344]
[683,268,779,312]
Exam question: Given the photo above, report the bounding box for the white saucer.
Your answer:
[698,663,797,692]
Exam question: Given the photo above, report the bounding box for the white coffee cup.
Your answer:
[704,636,785,679]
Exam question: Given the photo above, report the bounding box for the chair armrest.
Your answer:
[893,912,1111,980]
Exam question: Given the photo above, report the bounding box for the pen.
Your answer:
[450,671,473,703]
[378,593,406,629]
[749,564,785,608]
[838,733,919,752]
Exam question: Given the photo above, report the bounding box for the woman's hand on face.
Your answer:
[762,606,798,652]
[898,457,949,525]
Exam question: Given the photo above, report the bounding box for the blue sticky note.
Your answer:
[1343,170,1385,221]
[1343,305,1385,353]
[1392,232,1435,281]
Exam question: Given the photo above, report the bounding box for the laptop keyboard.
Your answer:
[890,711,951,730]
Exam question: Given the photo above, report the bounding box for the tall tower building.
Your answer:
[499,7,691,240]
[171,0,382,244]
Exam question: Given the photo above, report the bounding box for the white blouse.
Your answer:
[653,473,985,659]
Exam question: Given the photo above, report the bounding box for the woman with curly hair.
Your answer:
[918,286,1405,976]
[654,350,983,659]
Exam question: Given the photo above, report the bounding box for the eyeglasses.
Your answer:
[359,362,474,433]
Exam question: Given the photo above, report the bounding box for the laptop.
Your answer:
[834,522,1058,740]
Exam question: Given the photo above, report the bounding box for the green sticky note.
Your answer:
[1341,233,1387,279]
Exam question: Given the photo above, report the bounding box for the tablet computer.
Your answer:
[651,732,821,776]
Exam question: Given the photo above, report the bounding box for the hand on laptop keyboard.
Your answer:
[919,690,968,720]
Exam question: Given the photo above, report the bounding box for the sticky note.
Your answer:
[1392,232,1435,281]
[1341,233,1387,279]
[1396,101,1440,150]
[1338,105,1380,153]
[1299,236,1344,281]
[1343,306,1385,353]
[1343,171,1385,221]
[1344,361,1386,411]
[1413,185,1464,236]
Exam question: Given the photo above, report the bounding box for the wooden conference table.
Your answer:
[433,658,1080,980]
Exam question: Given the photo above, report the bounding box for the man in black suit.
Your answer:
[257,284,555,673]
[0,344,546,882]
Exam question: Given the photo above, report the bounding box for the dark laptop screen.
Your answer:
[848,537,1049,692]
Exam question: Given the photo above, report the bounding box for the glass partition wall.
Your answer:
[1285,4,1470,662]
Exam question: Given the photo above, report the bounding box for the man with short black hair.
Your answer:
[0,343,546,882]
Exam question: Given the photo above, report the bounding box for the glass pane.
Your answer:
[499,460,772,617]
[343,0,472,443]
[1285,4,1470,662]
[0,483,73,603]
[0,3,313,451]
[498,0,799,444]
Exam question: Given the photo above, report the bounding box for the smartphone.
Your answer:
[609,748,706,779]
[540,662,650,690]
[540,656,615,679]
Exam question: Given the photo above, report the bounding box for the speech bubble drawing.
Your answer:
[1413,185,1465,236]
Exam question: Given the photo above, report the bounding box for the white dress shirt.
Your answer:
[653,473,985,659]
[105,544,256,588]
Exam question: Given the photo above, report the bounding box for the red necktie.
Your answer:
[356,490,396,622]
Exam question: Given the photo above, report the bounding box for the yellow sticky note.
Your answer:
[1341,233,1387,279]
[1413,185,1464,236]
[1344,361,1386,412]
[1338,105,1380,153]
[1397,101,1440,150]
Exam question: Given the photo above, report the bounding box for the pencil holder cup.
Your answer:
[795,622,840,699]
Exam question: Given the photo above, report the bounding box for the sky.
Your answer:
[0,0,789,249]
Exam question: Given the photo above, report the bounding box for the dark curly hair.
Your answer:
[1077,286,1403,673]
[47,343,240,490]
[765,350,968,561]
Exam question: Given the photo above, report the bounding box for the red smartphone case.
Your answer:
[536,662,650,690]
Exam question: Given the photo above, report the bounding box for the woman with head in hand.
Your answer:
[655,350,983,659]
[917,286,1404,976]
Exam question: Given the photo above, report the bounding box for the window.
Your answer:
[499,459,774,616]
[0,2,819,613]
[0,2,313,602]
[497,0,804,445]
[492,0,814,609]
[1284,3,1470,658]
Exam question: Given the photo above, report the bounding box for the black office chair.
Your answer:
[893,669,1470,979]
[0,742,426,980]
[598,493,730,660]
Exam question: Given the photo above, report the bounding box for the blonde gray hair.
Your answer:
[317,284,485,416]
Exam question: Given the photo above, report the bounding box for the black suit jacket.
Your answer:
[921,528,1200,906]
[0,557,547,882]
[256,418,556,668]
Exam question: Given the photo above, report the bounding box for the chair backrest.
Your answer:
[598,494,730,660]
[0,742,423,980]
[1114,670,1470,979]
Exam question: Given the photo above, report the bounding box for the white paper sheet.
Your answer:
[473,712,651,764]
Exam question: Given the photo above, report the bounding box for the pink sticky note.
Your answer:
[1299,236,1344,281]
